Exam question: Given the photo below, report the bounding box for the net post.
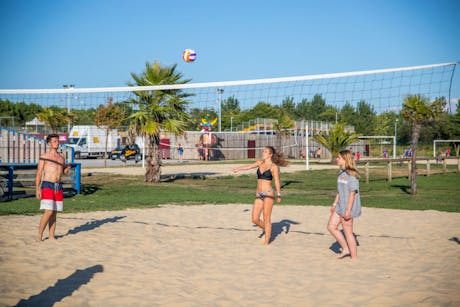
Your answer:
[387,160,392,182]
[365,161,369,184]
[392,136,396,159]
[305,122,309,171]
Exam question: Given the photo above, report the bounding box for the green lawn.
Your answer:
[1,170,459,215]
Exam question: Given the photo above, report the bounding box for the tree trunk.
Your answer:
[330,149,338,164]
[276,134,282,152]
[145,134,162,183]
[410,122,421,195]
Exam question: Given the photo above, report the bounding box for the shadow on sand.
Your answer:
[58,216,126,238]
[329,230,360,256]
[269,219,300,243]
[15,265,103,307]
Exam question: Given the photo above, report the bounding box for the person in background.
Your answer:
[177,143,184,161]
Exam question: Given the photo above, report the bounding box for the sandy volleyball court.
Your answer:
[1,204,459,306]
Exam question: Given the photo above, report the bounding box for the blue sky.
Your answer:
[0,0,459,101]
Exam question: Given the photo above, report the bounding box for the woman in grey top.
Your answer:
[327,149,361,259]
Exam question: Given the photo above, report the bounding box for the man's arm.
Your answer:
[61,154,71,175]
[35,159,45,199]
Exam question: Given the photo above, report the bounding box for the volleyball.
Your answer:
[182,49,196,63]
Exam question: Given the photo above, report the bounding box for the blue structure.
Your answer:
[0,127,79,200]
[0,163,81,200]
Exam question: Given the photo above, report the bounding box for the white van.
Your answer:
[67,125,119,159]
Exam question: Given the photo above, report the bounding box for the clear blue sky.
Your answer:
[1,0,459,100]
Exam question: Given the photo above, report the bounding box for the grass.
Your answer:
[1,169,459,215]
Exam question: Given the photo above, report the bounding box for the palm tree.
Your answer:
[273,114,295,150]
[401,95,445,195]
[128,61,192,183]
[314,123,361,163]
[36,107,76,133]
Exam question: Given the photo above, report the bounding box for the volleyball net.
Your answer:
[0,62,457,160]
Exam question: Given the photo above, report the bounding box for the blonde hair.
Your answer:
[266,146,288,167]
[338,149,360,179]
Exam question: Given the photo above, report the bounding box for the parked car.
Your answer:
[110,144,142,162]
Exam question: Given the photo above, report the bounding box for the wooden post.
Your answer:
[458,157,460,173]
[365,161,369,184]
[443,157,447,174]
[426,159,430,177]
[387,161,392,182]
[408,161,411,179]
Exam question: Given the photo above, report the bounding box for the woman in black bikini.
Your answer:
[232,146,288,244]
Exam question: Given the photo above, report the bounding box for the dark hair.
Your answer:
[46,134,59,144]
[266,146,288,167]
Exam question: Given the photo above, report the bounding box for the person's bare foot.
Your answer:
[36,236,43,242]
[337,251,350,259]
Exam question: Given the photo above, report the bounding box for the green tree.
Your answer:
[339,102,356,126]
[295,94,328,120]
[401,95,445,195]
[221,96,241,131]
[294,98,310,119]
[248,102,280,119]
[128,60,192,183]
[94,97,125,167]
[273,114,295,150]
[374,111,399,137]
[320,105,339,122]
[281,96,296,116]
[453,100,460,155]
[73,108,96,125]
[36,107,76,133]
[354,100,376,135]
[313,123,361,163]
[238,102,281,131]
[310,94,327,120]
[0,99,44,128]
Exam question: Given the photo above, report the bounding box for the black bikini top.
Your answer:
[257,166,273,181]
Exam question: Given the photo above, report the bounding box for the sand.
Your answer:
[1,204,459,306]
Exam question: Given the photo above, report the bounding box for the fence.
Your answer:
[0,127,74,163]
[357,156,460,184]
[0,127,81,200]
[0,163,81,201]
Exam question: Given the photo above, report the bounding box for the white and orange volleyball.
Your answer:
[182,49,196,63]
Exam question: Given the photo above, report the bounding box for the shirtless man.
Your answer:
[36,134,71,241]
